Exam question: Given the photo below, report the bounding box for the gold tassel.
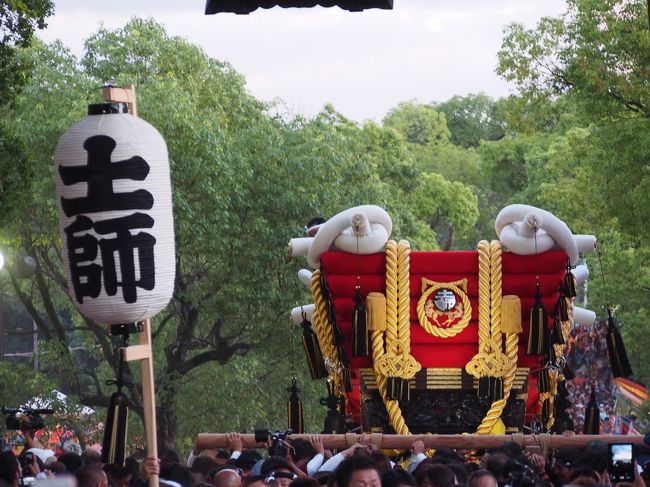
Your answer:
[366,293,387,331]
[501,295,523,334]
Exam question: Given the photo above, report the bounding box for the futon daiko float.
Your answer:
[288,204,596,435]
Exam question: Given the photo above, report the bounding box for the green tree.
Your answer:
[2,18,481,448]
[435,94,506,148]
[0,0,53,228]
[382,101,450,146]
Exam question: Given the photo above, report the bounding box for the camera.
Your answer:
[254,429,293,458]
[2,407,53,431]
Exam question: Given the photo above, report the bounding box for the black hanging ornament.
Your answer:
[102,329,133,466]
[320,272,337,327]
[562,258,577,298]
[551,318,565,345]
[562,362,576,381]
[541,398,551,426]
[287,378,304,434]
[546,341,557,365]
[583,388,600,434]
[386,377,410,402]
[527,280,547,355]
[300,314,328,380]
[555,293,570,321]
[606,308,633,378]
[538,367,551,393]
[352,286,368,357]
[320,382,346,433]
[489,377,504,402]
[477,376,490,401]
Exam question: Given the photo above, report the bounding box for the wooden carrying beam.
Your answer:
[195,433,646,451]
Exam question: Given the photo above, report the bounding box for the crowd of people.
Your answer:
[565,324,617,433]
[2,429,649,487]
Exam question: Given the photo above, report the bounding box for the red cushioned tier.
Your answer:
[319,249,569,421]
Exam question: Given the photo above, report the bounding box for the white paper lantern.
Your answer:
[54,103,175,324]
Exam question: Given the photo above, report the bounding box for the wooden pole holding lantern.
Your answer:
[54,84,174,487]
[102,84,159,487]
[101,87,158,487]
[123,319,158,487]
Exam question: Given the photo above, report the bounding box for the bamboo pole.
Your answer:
[195,433,646,451]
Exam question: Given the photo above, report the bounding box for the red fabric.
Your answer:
[319,249,568,422]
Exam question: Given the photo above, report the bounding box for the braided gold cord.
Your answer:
[490,241,503,352]
[375,241,421,379]
[397,240,411,347]
[467,241,508,379]
[371,331,410,434]
[371,239,411,435]
[477,241,492,355]
[385,241,398,348]
[476,241,519,434]
[311,269,343,395]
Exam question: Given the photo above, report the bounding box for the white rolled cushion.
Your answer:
[574,235,597,254]
[573,306,597,327]
[288,237,314,258]
[572,264,589,286]
[495,204,579,264]
[307,205,392,268]
[291,304,315,325]
[298,269,313,289]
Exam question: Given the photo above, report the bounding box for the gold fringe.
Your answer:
[501,295,523,334]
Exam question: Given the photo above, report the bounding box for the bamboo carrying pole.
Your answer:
[195,433,646,451]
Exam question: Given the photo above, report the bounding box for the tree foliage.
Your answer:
[1,18,480,448]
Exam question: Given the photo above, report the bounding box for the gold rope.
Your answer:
[476,240,519,434]
[371,240,411,435]
[466,241,509,381]
[311,269,343,395]
[416,279,473,338]
[376,241,421,379]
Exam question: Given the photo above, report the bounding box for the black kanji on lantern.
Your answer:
[65,213,156,304]
[59,135,154,217]
[60,134,159,305]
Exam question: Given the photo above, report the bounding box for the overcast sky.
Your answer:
[40,0,567,123]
